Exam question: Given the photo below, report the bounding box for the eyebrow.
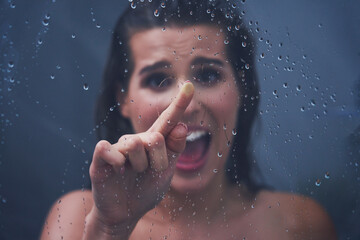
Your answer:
[139,61,171,75]
[138,57,224,75]
[191,57,224,67]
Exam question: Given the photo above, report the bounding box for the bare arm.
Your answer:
[41,82,194,239]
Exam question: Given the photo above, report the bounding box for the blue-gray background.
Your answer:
[0,0,359,239]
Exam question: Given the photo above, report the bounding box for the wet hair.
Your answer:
[96,0,262,192]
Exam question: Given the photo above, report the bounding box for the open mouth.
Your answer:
[176,128,211,172]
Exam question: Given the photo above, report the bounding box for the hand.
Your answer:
[87,82,194,236]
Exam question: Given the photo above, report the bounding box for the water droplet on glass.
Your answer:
[71,34,76,39]
[223,124,227,130]
[213,169,218,173]
[96,23,101,29]
[131,2,136,9]
[315,179,321,187]
[296,85,301,91]
[37,38,43,45]
[310,99,316,106]
[324,172,330,179]
[245,63,250,70]
[283,83,288,88]
[83,84,89,90]
[154,9,159,17]
[198,35,202,40]
[273,90,277,96]
[278,55,282,61]
[50,74,55,80]
[161,2,166,8]
[224,40,229,45]
[217,152,223,158]
[10,2,16,8]
[42,19,49,26]
[8,61,14,68]
[9,77,15,83]
[242,41,247,47]
[260,53,265,58]
[300,106,305,112]
[232,129,237,135]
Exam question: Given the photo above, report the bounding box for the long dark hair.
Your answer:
[95,0,262,192]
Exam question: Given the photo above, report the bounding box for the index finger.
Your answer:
[148,81,194,136]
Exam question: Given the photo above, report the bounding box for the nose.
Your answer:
[177,80,202,122]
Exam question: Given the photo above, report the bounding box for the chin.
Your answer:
[170,168,222,195]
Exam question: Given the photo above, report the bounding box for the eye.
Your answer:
[143,73,173,90]
[194,68,221,86]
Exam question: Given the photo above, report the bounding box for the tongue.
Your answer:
[178,138,207,163]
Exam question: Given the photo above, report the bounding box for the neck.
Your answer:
[154,175,253,225]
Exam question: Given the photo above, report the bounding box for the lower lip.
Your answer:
[176,147,209,172]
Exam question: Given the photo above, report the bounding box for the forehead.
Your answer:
[129,25,227,68]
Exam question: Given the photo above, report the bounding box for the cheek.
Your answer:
[130,94,172,133]
[206,86,240,127]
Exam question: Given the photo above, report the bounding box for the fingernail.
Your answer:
[176,122,188,132]
[181,81,194,96]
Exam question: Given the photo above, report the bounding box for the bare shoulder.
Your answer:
[40,190,94,240]
[257,190,337,239]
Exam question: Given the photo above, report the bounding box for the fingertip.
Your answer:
[181,81,194,97]
[166,122,188,154]
[172,122,188,138]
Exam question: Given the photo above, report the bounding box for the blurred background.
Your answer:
[0,0,359,239]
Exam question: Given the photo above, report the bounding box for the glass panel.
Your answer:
[0,0,359,239]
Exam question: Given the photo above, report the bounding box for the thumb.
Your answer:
[165,122,188,154]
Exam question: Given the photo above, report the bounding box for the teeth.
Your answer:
[186,130,207,142]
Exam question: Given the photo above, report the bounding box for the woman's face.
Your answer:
[120,25,241,193]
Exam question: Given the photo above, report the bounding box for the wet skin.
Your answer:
[120,26,240,194]
[40,26,337,240]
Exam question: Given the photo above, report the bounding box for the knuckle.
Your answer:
[150,132,165,147]
[95,140,110,152]
[118,134,130,143]
[127,136,142,151]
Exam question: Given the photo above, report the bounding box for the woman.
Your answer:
[41,0,336,239]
